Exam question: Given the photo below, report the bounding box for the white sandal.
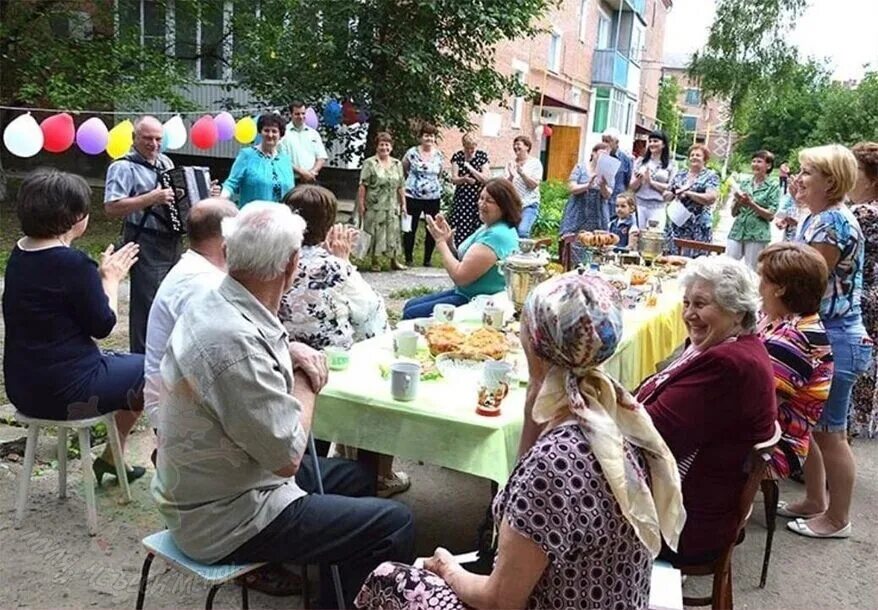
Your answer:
[787,518,851,539]
[377,471,411,498]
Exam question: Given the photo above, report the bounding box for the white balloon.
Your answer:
[3,113,44,158]
[163,115,187,150]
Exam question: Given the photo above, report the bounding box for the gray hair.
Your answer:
[678,255,760,331]
[222,202,306,280]
[602,127,621,142]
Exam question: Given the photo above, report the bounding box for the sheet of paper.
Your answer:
[667,199,693,227]
[598,153,622,186]
[648,561,684,610]
[413,550,480,570]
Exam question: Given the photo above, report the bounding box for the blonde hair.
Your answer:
[798,144,858,203]
[461,133,478,147]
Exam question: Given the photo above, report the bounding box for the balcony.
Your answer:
[603,0,647,20]
[592,49,630,90]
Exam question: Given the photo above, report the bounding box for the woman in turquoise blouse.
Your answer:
[402,178,521,319]
[221,113,295,207]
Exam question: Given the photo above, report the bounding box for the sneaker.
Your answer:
[377,471,411,498]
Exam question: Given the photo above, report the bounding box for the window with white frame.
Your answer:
[596,11,612,49]
[630,23,644,62]
[548,31,562,73]
[685,88,702,106]
[511,63,528,128]
[579,0,588,42]
[682,115,698,132]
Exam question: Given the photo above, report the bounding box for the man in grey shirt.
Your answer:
[104,116,182,354]
[153,202,413,608]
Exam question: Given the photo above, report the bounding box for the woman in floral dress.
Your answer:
[448,134,491,247]
[849,142,878,438]
[559,142,612,235]
[355,273,685,610]
[663,144,720,257]
[358,131,407,272]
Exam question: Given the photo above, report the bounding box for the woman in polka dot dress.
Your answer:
[355,274,685,610]
[448,134,491,247]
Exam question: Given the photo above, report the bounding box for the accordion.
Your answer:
[157,166,212,234]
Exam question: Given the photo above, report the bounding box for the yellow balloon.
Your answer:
[234,116,257,144]
[106,119,134,159]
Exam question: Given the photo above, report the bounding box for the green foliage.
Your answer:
[231,0,558,155]
[810,73,878,145]
[531,179,569,241]
[689,0,808,128]
[389,285,435,300]
[657,76,684,154]
[0,0,194,110]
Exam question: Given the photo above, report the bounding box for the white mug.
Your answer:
[393,330,419,358]
[433,303,455,322]
[390,361,420,401]
[482,306,505,329]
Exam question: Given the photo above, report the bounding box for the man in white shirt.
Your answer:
[143,198,238,429]
[278,100,328,183]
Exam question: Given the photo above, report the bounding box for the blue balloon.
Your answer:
[323,100,343,127]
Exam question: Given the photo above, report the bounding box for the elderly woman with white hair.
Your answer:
[635,255,778,564]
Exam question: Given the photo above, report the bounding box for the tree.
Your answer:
[810,73,878,147]
[0,0,196,199]
[736,60,830,163]
[656,76,683,155]
[689,0,808,132]
[230,0,558,156]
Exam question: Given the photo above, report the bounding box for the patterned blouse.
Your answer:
[404,146,445,200]
[758,314,833,479]
[796,204,865,320]
[278,246,389,349]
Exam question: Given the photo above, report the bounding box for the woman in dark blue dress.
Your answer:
[559,142,612,235]
[2,169,146,483]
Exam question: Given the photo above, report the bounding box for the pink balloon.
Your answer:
[41,113,76,153]
[75,117,109,155]
[190,115,218,149]
[215,111,236,141]
[304,107,319,129]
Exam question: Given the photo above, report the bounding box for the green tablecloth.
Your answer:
[313,285,686,484]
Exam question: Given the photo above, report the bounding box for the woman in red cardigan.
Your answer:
[637,255,778,564]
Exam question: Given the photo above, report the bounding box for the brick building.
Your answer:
[440,0,674,181]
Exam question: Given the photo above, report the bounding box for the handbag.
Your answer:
[352,215,373,260]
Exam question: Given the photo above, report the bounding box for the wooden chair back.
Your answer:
[673,238,726,255]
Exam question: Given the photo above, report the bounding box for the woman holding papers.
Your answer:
[630,130,675,230]
[559,142,612,234]
[663,144,720,257]
[356,273,685,610]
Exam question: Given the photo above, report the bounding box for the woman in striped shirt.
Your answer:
[756,243,833,481]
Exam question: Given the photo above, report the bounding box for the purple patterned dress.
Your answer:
[354,422,653,610]
[850,202,878,437]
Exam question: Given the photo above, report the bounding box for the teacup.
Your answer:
[393,330,419,358]
[471,294,494,313]
[412,317,436,335]
[477,361,512,415]
[433,303,455,322]
[390,361,421,402]
[324,346,350,371]
[482,306,505,329]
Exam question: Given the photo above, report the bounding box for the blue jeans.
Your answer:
[517,205,539,238]
[402,289,470,320]
[819,316,874,432]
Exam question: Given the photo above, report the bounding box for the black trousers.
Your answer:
[223,457,415,609]
[123,225,184,354]
[402,197,441,265]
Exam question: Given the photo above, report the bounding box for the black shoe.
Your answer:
[405,258,414,267]
[92,456,147,486]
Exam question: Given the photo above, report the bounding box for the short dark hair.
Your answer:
[483,178,523,227]
[283,185,337,246]
[289,100,306,111]
[758,242,828,315]
[257,113,286,137]
[418,122,438,137]
[187,199,238,243]
[16,169,91,238]
[752,150,775,173]
[513,135,533,152]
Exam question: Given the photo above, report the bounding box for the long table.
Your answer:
[313,283,687,485]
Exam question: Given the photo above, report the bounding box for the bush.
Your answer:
[531,179,569,239]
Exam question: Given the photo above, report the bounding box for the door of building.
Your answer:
[546,125,581,181]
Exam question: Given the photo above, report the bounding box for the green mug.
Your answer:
[325,346,351,371]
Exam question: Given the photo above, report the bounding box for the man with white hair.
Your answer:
[601,127,634,222]
[153,203,414,607]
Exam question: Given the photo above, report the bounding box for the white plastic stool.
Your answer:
[13,410,132,536]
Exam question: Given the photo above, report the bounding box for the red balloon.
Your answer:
[543,125,553,137]
[40,113,75,153]
[190,115,218,149]
[342,101,359,125]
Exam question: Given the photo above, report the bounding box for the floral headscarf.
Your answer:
[522,272,686,556]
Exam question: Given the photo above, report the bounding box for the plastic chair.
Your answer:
[674,422,781,609]
[134,530,311,610]
[13,410,131,536]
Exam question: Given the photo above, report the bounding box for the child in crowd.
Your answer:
[609,193,638,248]
[774,180,802,241]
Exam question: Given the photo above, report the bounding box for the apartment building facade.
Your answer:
[661,63,737,161]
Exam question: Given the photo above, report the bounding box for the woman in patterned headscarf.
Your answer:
[355,273,685,610]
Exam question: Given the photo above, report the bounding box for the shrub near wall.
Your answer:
[531,179,569,239]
